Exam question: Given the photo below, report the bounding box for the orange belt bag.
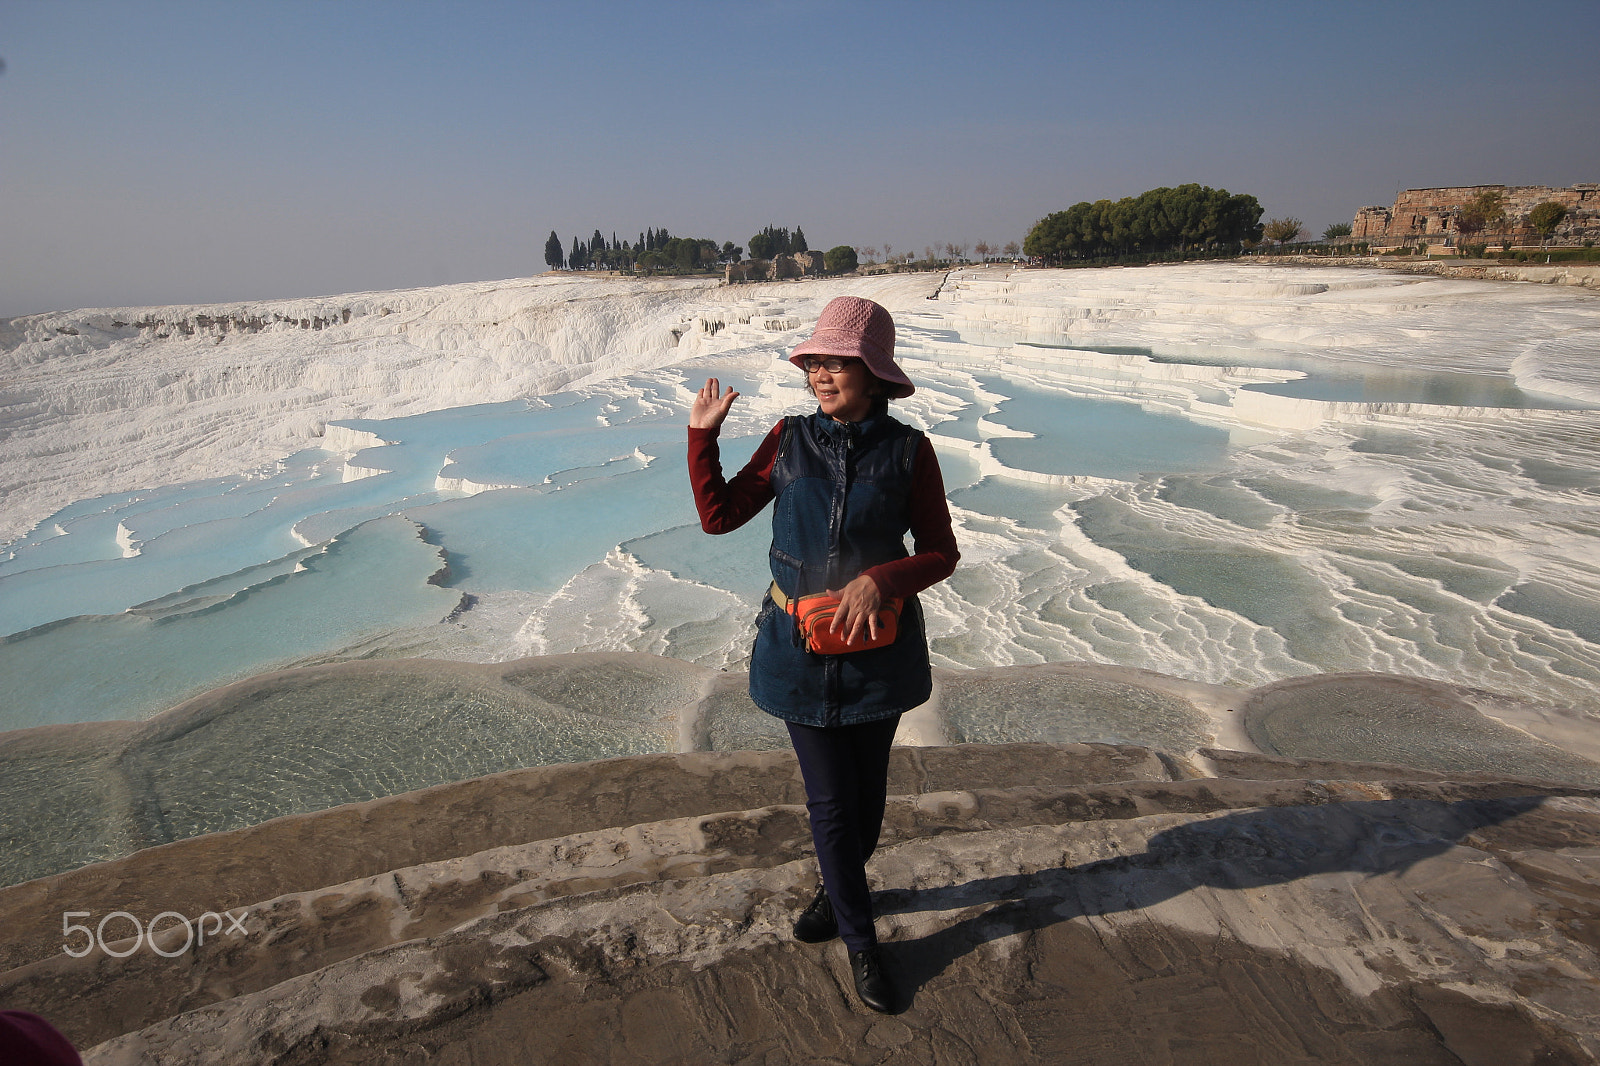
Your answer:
[770,581,902,655]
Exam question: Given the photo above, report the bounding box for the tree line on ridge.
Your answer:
[544,225,838,275]
[544,228,737,273]
[1024,184,1265,263]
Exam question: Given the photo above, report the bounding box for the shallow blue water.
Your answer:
[1242,372,1588,408]
[0,516,462,727]
[1137,351,1597,411]
[405,441,696,592]
[5,349,1600,733]
[977,373,1234,479]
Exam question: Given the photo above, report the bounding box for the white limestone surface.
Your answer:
[4,265,1600,735]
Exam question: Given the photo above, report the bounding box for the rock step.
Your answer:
[0,742,1495,977]
[80,785,1600,1065]
[0,743,1187,974]
[11,770,1593,1053]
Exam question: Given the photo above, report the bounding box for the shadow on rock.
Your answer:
[877,796,1544,997]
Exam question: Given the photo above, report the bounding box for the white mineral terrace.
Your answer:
[2,264,1599,734]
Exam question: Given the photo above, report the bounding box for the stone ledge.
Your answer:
[0,741,1176,974]
[18,771,1594,1051]
[80,787,1600,1065]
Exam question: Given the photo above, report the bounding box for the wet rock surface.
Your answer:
[0,655,701,887]
[0,741,1596,1064]
[7,654,1600,1062]
[940,664,1214,751]
[1245,672,1600,785]
[14,652,1598,891]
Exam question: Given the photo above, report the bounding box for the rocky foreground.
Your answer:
[4,737,1600,1064]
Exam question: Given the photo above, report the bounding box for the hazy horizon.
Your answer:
[3,0,1597,317]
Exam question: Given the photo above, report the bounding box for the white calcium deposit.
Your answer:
[3,265,1599,733]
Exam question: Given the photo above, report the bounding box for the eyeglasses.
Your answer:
[802,357,857,374]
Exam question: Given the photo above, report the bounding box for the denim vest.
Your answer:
[748,410,932,726]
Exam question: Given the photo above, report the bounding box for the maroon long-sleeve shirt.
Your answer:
[688,423,960,599]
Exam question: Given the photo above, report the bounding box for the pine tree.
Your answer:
[793,227,808,254]
[544,230,565,270]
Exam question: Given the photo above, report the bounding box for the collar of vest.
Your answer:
[807,408,898,443]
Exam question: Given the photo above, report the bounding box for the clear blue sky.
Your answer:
[3,0,1596,315]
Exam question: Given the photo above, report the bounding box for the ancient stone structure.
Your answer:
[1352,182,1599,248]
[725,252,827,284]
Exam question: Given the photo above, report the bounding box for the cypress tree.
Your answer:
[544,230,565,269]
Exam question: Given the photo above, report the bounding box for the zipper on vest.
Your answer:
[825,427,851,590]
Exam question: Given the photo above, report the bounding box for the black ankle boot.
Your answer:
[793,883,838,943]
[849,945,895,1013]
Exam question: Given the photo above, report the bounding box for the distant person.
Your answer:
[688,296,959,1013]
[0,1011,83,1066]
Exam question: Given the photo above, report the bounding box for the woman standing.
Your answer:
[688,296,959,1013]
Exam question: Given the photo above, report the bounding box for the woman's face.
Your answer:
[807,356,878,423]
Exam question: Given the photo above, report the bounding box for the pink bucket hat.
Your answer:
[790,296,915,398]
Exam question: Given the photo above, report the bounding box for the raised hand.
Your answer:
[690,377,739,431]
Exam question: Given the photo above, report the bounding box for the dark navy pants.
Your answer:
[786,714,901,951]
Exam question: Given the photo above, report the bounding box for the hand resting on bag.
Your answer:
[826,573,884,647]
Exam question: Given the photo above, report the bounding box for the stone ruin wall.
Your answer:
[724,251,826,284]
[1352,182,1599,247]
